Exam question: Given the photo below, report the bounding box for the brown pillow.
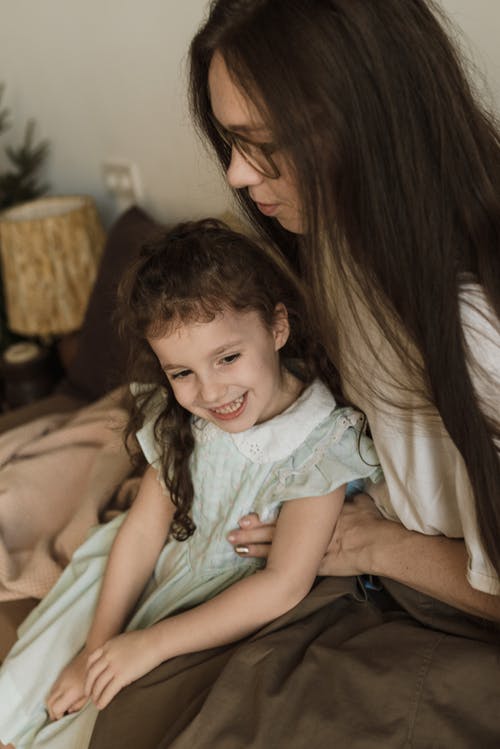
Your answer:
[63,206,161,400]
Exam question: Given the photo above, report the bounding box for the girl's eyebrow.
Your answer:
[162,340,244,371]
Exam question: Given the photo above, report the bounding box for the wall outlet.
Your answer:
[102,159,142,210]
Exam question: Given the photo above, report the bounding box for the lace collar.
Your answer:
[192,379,336,463]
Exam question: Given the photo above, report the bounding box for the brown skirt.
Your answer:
[89,577,500,749]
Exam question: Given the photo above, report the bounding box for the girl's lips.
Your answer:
[208,392,248,421]
[256,201,279,217]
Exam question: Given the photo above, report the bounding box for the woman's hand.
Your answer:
[46,649,90,721]
[317,493,386,576]
[227,514,275,557]
[228,494,388,576]
[85,629,161,710]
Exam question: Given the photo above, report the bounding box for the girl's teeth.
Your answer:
[213,396,244,414]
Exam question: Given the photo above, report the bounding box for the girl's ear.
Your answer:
[272,303,290,351]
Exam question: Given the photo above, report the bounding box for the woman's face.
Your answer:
[208,52,304,234]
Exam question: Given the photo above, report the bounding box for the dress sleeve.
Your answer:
[131,383,166,469]
[273,407,383,503]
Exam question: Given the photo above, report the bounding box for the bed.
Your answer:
[0,206,499,747]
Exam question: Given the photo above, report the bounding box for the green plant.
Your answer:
[0,83,50,210]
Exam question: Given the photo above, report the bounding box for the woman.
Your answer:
[190,0,500,617]
[90,1,500,746]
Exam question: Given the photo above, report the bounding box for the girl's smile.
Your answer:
[208,392,248,420]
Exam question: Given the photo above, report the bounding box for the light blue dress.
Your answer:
[0,380,381,748]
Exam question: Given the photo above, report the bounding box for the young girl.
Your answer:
[0,219,381,748]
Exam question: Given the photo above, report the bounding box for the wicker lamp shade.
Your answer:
[0,196,105,336]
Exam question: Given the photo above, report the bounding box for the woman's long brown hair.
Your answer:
[118,218,336,541]
[189,0,500,573]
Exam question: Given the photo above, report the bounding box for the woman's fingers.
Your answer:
[227,514,275,556]
[234,542,272,559]
[238,512,266,529]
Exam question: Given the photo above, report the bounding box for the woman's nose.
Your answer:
[226,147,264,189]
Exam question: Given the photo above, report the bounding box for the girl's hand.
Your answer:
[46,649,89,721]
[229,494,387,576]
[85,630,161,710]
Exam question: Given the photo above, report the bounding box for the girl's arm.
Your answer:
[85,486,345,709]
[46,465,173,720]
[228,495,500,621]
[85,465,174,650]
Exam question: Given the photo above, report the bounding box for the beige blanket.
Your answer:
[0,391,134,601]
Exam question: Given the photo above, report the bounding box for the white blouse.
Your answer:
[337,282,500,595]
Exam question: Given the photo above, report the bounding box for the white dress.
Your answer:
[0,380,381,748]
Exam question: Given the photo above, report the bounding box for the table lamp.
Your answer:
[0,195,105,407]
[0,195,105,338]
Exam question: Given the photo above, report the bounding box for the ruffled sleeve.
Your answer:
[273,407,382,503]
[131,383,167,470]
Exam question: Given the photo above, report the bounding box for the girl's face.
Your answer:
[148,306,298,433]
[208,52,304,234]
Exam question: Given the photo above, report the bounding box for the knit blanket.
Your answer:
[0,391,134,601]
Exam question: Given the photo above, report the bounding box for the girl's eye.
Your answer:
[221,353,240,365]
[171,369,192,380]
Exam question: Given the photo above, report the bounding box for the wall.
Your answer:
[0,0,498,227]
[0,0,230,227]
[438,0,500,107]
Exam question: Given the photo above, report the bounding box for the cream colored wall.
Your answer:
[0,1,498,227]
[0,0,231,227]
[439,0,500,107]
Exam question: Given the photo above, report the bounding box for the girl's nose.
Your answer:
[198,377,225,405]
[226,147,265,190]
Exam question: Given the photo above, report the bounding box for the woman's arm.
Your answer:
[323,493,500,621]
[46,465,173,719]
[228,494,500,622]
[84,487,345,709]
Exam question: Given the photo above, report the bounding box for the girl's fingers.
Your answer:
[89,667,114,705]
[68,696,88,713]
[84,655,108,696]
[86,647,103,667]
[47,691,72,721]
[94,678,119,710]
[46,690,58,711]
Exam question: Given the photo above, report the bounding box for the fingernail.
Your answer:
[235,545,249,554]
[239,518,251,527]
[227,534,236,543]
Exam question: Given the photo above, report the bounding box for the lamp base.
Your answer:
[1,342,63,410]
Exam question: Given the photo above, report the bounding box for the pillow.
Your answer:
[63,206,161,400]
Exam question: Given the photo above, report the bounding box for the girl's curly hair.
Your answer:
[117,218,343,541]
